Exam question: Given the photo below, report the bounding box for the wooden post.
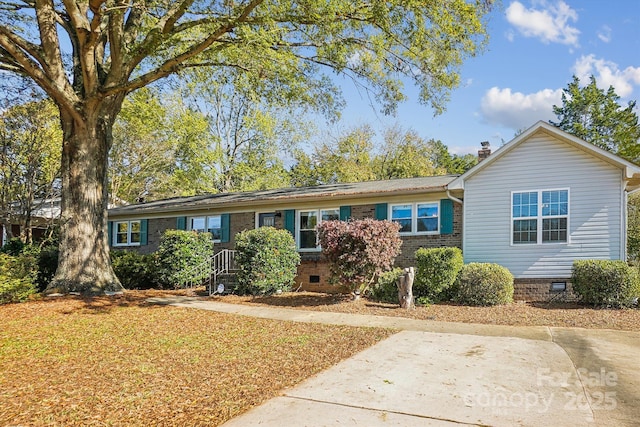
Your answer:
[397,267,415,309]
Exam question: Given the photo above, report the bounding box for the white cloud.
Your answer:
[505,1,580,46]
[480,87,563,130]
[597,25,612,43]
[573,55,640,97]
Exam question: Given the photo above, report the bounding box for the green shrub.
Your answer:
[455,263,514,306]
[369,268,403,303]
[316,219,402,294]
[36,245,58,292]
[414,247,463,302]
[0,238,26,256]
[0,253,37,304]
[235,227,300,295]
[572,260,640,307]
[156,230,214,289]
[111,250,159,289]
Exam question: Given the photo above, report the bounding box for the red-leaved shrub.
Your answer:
[316,219,402,294]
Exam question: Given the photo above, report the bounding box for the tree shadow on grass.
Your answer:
[44,288,199,314]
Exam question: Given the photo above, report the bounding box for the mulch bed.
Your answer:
[214,291,640,331]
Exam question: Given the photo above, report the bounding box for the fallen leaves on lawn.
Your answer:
[0,290,393,426]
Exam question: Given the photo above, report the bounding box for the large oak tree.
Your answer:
[0,0,491,294]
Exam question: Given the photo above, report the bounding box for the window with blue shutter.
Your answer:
[339,205,351,221]
[284,209,295,235]
[440,199,454,235]
[220,213,230,243]
[140,219,148,245]
[176,216,187,230]
[375,203,388,220]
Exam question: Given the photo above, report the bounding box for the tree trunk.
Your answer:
[46,105,124,295]
[397,267,415,309]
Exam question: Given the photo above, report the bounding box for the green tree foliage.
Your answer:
[316,219,402,294]
[0,99,61,243]
[550,75,640,261]
[181,69,312,193]
[373,126,445,179]
[428,139,478,174]
[235,227,300,295]
[290,124,473,186]
[312,125,377,184]
[110,88,214,203]
[551,75,640,164]
[0,0,492,293]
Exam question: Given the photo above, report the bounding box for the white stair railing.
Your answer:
[210,249,237,295]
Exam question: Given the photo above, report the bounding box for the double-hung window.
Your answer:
[390,202,439,234]
[298,208,339,250]
[512,189,568,244]
[189,215,222,241]
[114,220,141,246]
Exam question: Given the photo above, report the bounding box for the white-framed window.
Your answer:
[257,212,276,228]
[113,220,141,246]
[512,189,569,245]
[188,215,222,241]
[390,202,439,234]
[297,208,339,250]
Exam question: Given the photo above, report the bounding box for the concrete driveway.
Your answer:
[149,297,639,426]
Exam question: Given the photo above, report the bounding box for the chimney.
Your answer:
[478,141,491,162]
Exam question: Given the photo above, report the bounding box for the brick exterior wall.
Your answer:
[114,203,579,302]
[292,202,463,292]
[513,279,577,302]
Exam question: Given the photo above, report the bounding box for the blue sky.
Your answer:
[330,0,640,156]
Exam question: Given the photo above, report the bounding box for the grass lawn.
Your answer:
[0,290,393,426]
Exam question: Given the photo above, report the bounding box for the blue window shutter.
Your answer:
[375,203,388,220]
[221,214,230,243]
[339,205,351,221]
[140,219,148,245]
[107,221,113,246]
[440,199,454,235]
[284,209,295,235]
[176,216,187,230]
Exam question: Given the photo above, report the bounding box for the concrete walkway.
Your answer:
[148,297,640,427]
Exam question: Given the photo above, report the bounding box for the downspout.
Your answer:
[446,190,463,205]
[447,187,464,259]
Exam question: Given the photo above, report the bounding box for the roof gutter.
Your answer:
[446,189,463,205]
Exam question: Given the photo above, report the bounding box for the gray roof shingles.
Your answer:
[108,175,458,216]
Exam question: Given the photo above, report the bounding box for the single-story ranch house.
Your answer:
[108,121,640,300]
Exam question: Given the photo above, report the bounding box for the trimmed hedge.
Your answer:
[316,219,402,294]
[414,247,463,303]
[156,230,214,289]
[369,268,404,303]
[111,250,159,290]
[0,253,37,304]
[455,263,514,306]
[572,260,640,307]
[235,227,300,295]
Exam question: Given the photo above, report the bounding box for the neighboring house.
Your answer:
[107,122,640,300]
[0,198,61,246]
